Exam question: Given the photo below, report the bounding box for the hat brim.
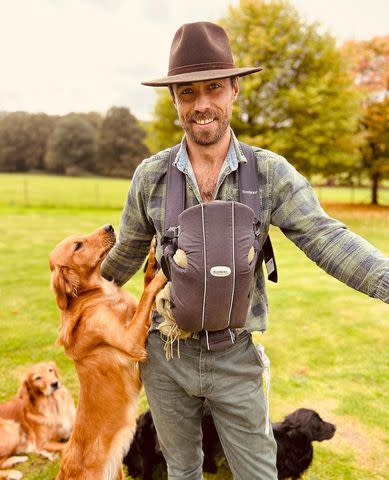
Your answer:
[141,66,262,87]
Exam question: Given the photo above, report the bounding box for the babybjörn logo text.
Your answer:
[242,190,258,195]
[210,266,231,277]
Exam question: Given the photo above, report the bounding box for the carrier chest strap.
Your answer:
[237,142,261,216]
[163,144,182,245]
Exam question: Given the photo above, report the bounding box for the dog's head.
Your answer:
[18,361,61,404]
[49,225,116,311]
[282,408,336,443]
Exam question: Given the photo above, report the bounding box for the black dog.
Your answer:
[123,406,336,480]
[124,409,164,480]
[273,408,336,479]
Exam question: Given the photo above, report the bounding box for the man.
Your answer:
[101,22,388,480]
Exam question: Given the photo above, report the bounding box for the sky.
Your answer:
[0,0,388,120]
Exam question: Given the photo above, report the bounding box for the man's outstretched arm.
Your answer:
[269,154,388,303]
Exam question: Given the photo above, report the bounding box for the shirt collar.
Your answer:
[173,128,247,174]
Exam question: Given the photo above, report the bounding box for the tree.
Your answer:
[23,113,57,170]
[145,90,182,154]
[221,0,361,178]
[342,36,389,204]
[79,111,104,132]
[360,98,389,204]
[45,114,97,174]
[0,112,31,171]
[0,112,56,172]
[97,107,149,177]
[342,36,389,96]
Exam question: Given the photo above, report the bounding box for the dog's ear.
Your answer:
[51,266,80,310]
[51,266,68,310]
[286,425,310,443]
[284,411,312,443]
[284,418,313,444]
[50,361,61,381]
[18,377,36,405]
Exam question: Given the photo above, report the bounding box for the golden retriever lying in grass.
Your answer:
[0,361,76,461]
[0,418,27,480]
[49,225,166,480]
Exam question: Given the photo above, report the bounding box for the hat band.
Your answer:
[168,61,236,76]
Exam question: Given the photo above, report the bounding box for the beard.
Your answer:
[178,108,231,146]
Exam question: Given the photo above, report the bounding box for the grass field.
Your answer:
[0,173,388,479]
[0,173,388,208]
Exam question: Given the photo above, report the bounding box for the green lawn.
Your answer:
[314,185,388,205]
[0,173,130,209]
[0,175,388,479]
[0,173,388,208]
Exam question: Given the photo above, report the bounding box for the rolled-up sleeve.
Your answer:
[270,154,389,303]
[101,162,155,286]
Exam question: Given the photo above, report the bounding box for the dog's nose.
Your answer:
[51,381,59,389]
[104,224,114,233]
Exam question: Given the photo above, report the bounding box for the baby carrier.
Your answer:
[160,142,277,351]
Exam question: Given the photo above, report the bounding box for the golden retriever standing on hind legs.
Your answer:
[49,225,166,480]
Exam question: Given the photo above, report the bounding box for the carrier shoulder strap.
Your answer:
[239,142,277,283]
[162,144,183,245]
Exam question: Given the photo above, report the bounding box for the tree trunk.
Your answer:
[371,172,380,205]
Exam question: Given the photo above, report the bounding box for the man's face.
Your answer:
[172,78,239,146]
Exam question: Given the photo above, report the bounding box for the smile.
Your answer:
[193,118,215,125]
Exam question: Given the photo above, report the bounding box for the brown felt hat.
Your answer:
[142,21,262,87]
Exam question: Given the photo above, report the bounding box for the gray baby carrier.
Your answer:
[161,142,277,350]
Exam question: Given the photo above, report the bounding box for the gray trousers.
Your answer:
[140,331,278,480]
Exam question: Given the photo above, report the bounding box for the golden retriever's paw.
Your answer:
[144,236,158,284]
[23,443,36,454]
[2,470,23,480]
[12,457,28,466]
[38,450,57,461]
[133,348,148,363]
[0,457,28,468]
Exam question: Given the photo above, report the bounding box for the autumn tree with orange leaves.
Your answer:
[343,36,389,204]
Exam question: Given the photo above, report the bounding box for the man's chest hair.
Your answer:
[193,164,221,202]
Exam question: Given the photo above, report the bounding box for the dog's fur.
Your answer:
[0,418,27,480]
[123,410,162,480]
[0,361,76,459]
[123,406,336,480]
[49,226,166,480]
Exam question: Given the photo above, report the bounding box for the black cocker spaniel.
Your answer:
[123,406,336,480]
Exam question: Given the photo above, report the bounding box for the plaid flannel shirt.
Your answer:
[101,130,389,333]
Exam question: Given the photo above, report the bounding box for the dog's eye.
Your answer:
[49,368,53,372]
[34,376,42,381]
[74,242,83,251]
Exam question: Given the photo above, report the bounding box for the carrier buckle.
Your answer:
[167,225,180,238]
[253,218,261,237]
[162,225,180,244]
